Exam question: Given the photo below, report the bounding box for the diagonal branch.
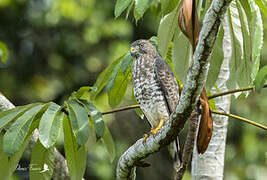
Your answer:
[0,93,70,180]
[116,0,232,179]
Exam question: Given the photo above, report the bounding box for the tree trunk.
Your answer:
[191,16,232,180]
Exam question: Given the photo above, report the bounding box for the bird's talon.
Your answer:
[143,134,148,142]
[151,119,165,135]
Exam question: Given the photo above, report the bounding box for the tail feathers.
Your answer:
[172,137,182,169]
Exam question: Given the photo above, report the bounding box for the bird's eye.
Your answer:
[139,44,144,48]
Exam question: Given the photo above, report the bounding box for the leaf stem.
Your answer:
[208,84,267,99]
[102,104,139,115]
[211,110,267,130]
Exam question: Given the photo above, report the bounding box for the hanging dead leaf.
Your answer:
[197,88,213,154]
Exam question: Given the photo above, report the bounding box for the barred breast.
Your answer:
[132,55,169,128]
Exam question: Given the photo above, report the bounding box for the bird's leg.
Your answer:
[151,119,165,135]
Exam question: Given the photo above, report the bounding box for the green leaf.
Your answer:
[206,26,224,89]
[3,104,45,156]
[227,1,246,91]
[254,65,267,92]
[106,54,132,108]
[79,100,105,140]
[0,103,39,131]
[207,90,216,110]
[30,140,54,180]
[63,116,87,180]
[249,1,263,83]
[158,4,180,58]
[126,0,135,19]
[67,100,90,145]
[0,132,31,180]
[227,0,263,96]
[120,54,133,73]
[101,127,115,162]
[39,103,64,148]
[108,67,132,108]
[105,54,131,93]
[172,31,192,84]
[160,0,180,16]
[134,0,150,21]
[115,0,132,18]
[0,41,8,64]
[255,0,267,17]
[91,54,124,100]
[75,86,95,101]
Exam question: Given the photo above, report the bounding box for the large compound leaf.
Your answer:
[206,27,224,89]
[101,127,115,162]
[158,5,180,58]
[3,104,45,156]
[63,116,87,180]
[90,55,124,100]
[0,132,31,180]
[172,31,192,84]
[227,0,263,96]
[0,103,38,131]
[39,103,64,148]
[79,100,105,140]
[30,140,54,180]
[115,0,132,18]
[67,100,90,145]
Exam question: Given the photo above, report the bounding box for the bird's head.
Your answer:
[130,39,157,58]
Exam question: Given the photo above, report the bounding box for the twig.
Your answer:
[211,110,267,130]
[208,84,267,99]
[102,104,140,115]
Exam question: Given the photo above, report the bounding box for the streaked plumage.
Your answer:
[130,39,180,130]
[130,40,181,167]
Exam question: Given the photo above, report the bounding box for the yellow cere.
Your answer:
[130,47,135,52]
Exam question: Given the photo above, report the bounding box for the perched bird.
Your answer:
[130,39,181,165]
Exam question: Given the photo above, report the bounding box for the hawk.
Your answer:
[130,39,181,162]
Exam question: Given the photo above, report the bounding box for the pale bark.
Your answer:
[116,0,232,179]
[0,93,70,180]
[191,16,232,180]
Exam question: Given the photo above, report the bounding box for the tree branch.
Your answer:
[0,93,70,180]
[211,110,267,130]
[116,0,232,179]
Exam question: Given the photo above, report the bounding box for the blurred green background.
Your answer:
[0,0,266,179]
